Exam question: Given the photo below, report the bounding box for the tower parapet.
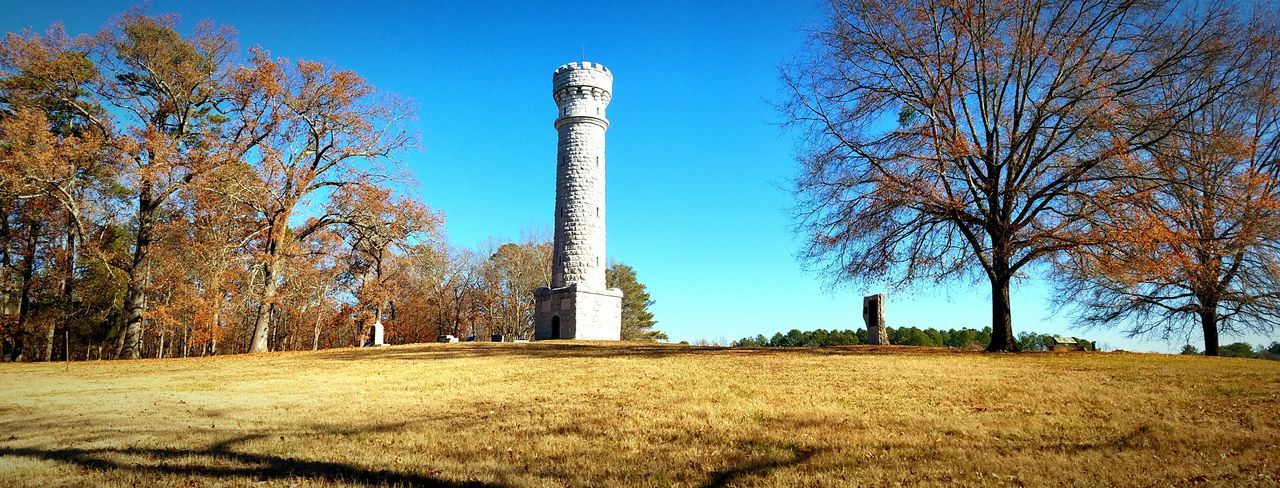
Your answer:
[553,62,613,130]
[552,61,613,89]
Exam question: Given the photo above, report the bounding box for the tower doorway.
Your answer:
[551,316,561,339]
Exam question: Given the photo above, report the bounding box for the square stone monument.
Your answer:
[863,294,889,345]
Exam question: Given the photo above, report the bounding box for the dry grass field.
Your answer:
[0,342,1277,487]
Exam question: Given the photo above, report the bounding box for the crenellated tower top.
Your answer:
[553,61,613,130]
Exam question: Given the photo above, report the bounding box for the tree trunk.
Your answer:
[9,221,39,362]
[119,191,154,360]
[311,288,327,351]
[209,295,221,355]
[1200,301,1219,356]
[268,305,277,351]
[41,321,55,358]
[985,268,1020,352]
[355,315,363,347]
[0,212,13,361]
[248,258,282,353]
[46,214,77,362]
[42,322,56,362]
[313,311,322,351]
[248,219,289,354]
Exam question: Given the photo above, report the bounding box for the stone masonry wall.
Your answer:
[553,123,606,289]
[533,285,622,340]
[551,62,612,291]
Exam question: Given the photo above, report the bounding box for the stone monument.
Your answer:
[368,319,385,346]
[863,294,889,345]
[533,61,623,340]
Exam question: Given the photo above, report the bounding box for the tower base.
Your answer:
[534,284,622,340]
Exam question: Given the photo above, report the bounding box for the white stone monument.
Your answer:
[534,61,623,340]
[370,319,385,346]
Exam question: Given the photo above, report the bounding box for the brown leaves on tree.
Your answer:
[783,0,1240,351]
[1056,13,1280,355]
[0,9,440,359]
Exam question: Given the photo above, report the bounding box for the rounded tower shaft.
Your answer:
[551,62,613,290]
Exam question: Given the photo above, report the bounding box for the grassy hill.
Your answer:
[0,342,1277,486]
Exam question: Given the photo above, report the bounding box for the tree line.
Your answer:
[738,326,1280,360]
[736,326,1098,351]
[1181,341,1280,360]
[784,0,1280,355]
[0,10,661,361]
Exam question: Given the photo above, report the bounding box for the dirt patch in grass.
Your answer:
[0,342,1277,486]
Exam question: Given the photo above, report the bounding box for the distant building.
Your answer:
[1050,337,1086,352]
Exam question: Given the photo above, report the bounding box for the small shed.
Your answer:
[1050,337,1085,352]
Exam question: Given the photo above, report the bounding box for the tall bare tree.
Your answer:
[1057,8,1280,355]
[90,13,265,359]
[783,0,1225,350]
[224,49,417,353]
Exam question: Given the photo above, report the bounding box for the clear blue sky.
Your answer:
[3,0,1274,352]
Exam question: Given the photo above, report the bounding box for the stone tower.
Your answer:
[534,61,623,340]
[863,294,888,345]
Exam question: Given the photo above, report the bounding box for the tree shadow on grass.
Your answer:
[0,443,496,487]
[1,435,827,488]
[0,426,498,487]
[703,427,1176,487]
[701,446,823,487]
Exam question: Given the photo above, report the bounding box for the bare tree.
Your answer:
[1056,8,1280,355]
[222,49,416,353]
[89,13,265,359]
[783,0,1225,351]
